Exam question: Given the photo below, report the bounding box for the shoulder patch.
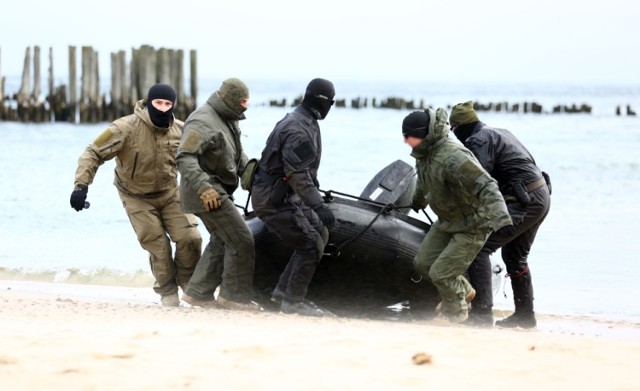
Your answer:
[180,130,204,153]
[293,141,314,162]
[93,129,114,147]
[458,158,484,182]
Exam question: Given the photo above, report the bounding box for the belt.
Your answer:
[122,189,168,199]
[526,177,546,192]
[503,177,546,203]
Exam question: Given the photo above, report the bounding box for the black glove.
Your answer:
[70,185,88,212]
[496,224,516,238]
[314,204,335,228]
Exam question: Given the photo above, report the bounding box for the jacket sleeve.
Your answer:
[281,132,324,209]
[74,123,125,187]
[176,124,214,195]
[411,168,428,209]
[455,157,512,231]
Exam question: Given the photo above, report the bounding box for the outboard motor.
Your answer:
[359,159,416,214]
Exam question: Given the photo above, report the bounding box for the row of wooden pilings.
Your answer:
[1,45,638,121]
[269,97,637,116]
[0,45,197,123]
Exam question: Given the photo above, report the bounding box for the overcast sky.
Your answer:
[2,0,639,86]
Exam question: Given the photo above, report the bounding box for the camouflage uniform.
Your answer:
[73,99,202,298]
[409,108,511,321]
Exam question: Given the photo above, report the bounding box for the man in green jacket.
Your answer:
[176,77,260,311]
[403,108,512,323]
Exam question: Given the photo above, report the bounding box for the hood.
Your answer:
[207,92,246,121]
[423,107,450,146]
[411,107,451,158]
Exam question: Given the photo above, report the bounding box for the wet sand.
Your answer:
[1,280,639,391]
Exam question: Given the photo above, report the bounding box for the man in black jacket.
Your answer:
[450,101,551,328]
[251,78,336,317]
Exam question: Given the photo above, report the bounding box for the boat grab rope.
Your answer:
[321,189,433,224]
[320,189,433,258]
[322,200,396,258]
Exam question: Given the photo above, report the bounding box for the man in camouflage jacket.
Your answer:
[403,107,512,323]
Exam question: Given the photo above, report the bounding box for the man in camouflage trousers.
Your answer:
[403,107,512,323]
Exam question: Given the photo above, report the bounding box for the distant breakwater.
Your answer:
[265,96,637,116]
[0,45,638,124]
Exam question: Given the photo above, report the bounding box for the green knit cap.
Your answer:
[218,77,250,115]
[449,100,479,126]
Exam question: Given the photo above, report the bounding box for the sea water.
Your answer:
[1,79,639,323]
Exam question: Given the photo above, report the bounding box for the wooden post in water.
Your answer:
[68,46,77,123]
[80,46,102,123]
[130,47,139,104]
[190,49,197,107]
[93,49,102,122]
[0,46,4,120]
[118,50,129,115]
[32,46,47,122]
[174,49,187,120]
[47,47,54,122]
[16,47,32,121]
[80,46,90,123]
[137,44,157,100]
[109,51,121,122]
[157,47,170,84]
[48,46,69,122]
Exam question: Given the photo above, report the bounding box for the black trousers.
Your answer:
[261,203,328,303]
[467,185,551,314]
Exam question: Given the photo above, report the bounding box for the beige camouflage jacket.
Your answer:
[74,99,184,197]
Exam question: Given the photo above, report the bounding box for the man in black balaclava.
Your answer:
[147,83,177,128]
[70,83,202,307]
[301,78,335,120]
[251,77,336,317]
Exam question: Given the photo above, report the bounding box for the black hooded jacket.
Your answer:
[454,121,542,192]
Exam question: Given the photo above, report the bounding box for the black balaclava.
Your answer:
[453,123,475,143]
[146,83,177,128]
[301,78,335,120]
[402,110,430,138]
[450,100,479,142]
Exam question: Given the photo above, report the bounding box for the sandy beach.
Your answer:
[1,280,639,391]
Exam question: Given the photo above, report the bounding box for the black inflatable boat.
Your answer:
[244,160,439,317]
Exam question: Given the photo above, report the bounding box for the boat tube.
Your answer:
[245,160,439,317]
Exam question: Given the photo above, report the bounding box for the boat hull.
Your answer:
[246,196,439,317]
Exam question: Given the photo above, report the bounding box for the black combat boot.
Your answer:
[281,299,327,317]
[495,272,536,329]
[464,308,494,328]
